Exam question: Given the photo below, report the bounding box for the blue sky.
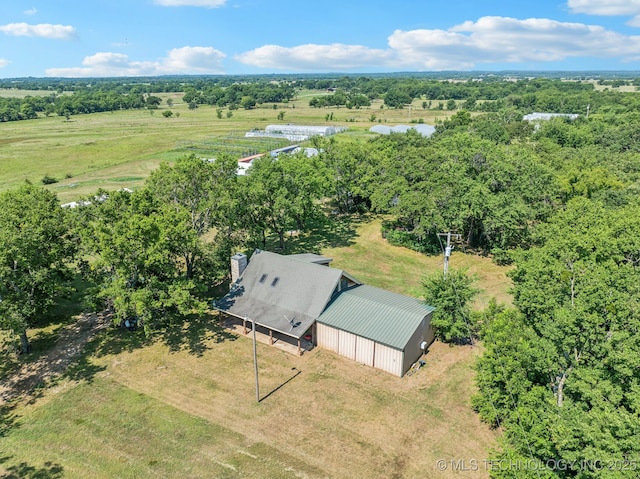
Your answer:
[2,0,640,77]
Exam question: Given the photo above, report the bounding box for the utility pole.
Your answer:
[437,232,461,277]
[248,316,260,402]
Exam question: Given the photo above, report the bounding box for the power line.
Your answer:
[437,232,461,277]
[246,316,260,402]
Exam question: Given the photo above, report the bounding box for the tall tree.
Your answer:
[145,154,239,281]
[77,189,206,333]
[0,184,76,353]
[474,198,640,477]
[240,152,329,251]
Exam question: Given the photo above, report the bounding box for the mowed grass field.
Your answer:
[1,89,506,478]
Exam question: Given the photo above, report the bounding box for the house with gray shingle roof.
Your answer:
[214,250,435,376]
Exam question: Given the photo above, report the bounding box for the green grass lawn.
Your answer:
[284,215,513,308]
[1,327,496,479]
[1,377,321,479]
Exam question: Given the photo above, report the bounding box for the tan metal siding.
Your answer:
[355,336,375,367]
[401,313,435,376]
[338,330,357,360]
[373,342,403,377]
[317,323,339,353]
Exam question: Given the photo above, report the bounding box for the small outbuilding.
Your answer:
[522,112,579,121]
[245,124,345,142]
[316,285,435,377]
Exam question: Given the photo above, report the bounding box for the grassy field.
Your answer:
[2,336,496,479]
[0,90,452,203]
[1,89,507,478]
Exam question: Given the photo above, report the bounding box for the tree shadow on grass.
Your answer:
[85,311,236,361]
[0,456,64,479]
[0,407,62,479]
[84,324,154,359]
[161,312,237,357]
[60,348,107,386]
[280,214,364,254]
[0,402,19,439]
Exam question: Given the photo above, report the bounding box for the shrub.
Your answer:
[41,174,58,185]
[381,221,440,254]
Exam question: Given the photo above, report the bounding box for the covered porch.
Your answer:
[218,312,315,356]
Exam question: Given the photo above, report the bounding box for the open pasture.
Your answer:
[0,90,452,203]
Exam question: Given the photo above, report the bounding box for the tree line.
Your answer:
[4,74,640,123]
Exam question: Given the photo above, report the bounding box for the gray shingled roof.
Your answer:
[286,253,333,265]
[215,250,349,338]
[317,284,435,350]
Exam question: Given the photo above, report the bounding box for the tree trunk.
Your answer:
[185,253,194,280]
[467,218,475,247]
[556,364,573,408]
[19,329,31,355]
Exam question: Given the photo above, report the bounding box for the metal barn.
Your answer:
[316,285,435,377]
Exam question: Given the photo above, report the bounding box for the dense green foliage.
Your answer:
[473,199,640,478]
[422,268,479,343]
[72,155,241,333]
[0,184,76,353]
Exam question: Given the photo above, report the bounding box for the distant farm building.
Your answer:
[214,250,435,377]
[246,124,345,142]
[370,124,436,137]
[235,145,319,175]
[522,112,579,121]
[236,153,265,176]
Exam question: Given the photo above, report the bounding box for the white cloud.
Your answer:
[24,7,38,15]
[236,44,393,71]
[237,16,640,71]
[0,58,9,69]
[45,46,226,77]
[154,0,226,7]
[391,16,640,68]
[568,0,640,26]
[0,23,76,39]
[568,0,640,16]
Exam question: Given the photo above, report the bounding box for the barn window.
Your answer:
[270,277,280,287]
[259,274,268,283]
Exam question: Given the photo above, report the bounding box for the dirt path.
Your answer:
[0,312,112,405]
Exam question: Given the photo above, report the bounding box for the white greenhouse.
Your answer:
[245,124,345,142]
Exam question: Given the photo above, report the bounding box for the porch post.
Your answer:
[269,329,273,345]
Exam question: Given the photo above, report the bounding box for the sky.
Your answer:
[2,0,640,78]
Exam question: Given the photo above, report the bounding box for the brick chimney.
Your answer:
[230,253,248,283]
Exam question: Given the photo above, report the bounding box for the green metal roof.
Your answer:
[317,284,436,351]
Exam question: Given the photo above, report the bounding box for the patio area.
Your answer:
[219,314,314,356]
